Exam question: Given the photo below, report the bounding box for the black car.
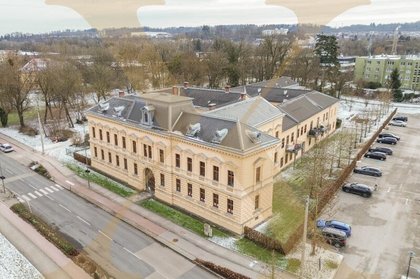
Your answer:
[321,227,347,248]
[342,182,373,198]
[393,116,408,122]
[378,133,400,141]
[376,137,398,145]
[364,151,387,161]
[369,146,393,155]
[353,166,382,177]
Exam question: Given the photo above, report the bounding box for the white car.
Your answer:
[389,120,407,127]
[0,143,14,153]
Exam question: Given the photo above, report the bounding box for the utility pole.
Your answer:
[0,161,5,193]
[301,196,309,276]
[406,251,415,279]
[84,124,90,189]
[36,95,45,155]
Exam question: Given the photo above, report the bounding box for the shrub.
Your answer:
[286,258,301,273]
[19,126,38,137]
[325,260,338,269]
[195,259,250,279]
[29,161,52,180]
[244,227,285,255]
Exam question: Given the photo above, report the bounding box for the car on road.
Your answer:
[376,137,398,145]
[392,116,408,122]
[364,151,387,161]
[353,166,382,177]
[378,133,400,141]
[317,219,352,236]
[0,143,14,153]
[389,120,407,127]
[321,228,347,248]
[368,146,393,155]
[342,182,373,198]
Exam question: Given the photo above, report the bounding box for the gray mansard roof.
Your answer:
[180,87,242,108]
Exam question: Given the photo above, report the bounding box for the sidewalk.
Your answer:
[0,202,89,279]
[1,133,297,279]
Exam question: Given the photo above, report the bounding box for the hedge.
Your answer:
[194,259,251,279]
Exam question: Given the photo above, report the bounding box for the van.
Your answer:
[321,227,347,248]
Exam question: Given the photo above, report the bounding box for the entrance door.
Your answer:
[144,168,155,193]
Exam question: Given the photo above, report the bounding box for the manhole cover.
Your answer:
[173,238,178,242]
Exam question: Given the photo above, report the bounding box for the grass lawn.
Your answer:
[235,238,286,267]
[67,164,135,197]
[7,108,44,126]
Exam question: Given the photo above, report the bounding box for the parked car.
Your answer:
[364,151,387,161]
[342,182,373,198]
[321,227,347,248]
[392,116,408,122]
[376,137,398,145]
[389,120,407,127]
[317,219,352,237]
[369,146,393,155]
[378,133,400,141]
[0,143,14,153]
[353,166,382,177]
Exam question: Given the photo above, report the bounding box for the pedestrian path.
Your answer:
[16,184,64,203]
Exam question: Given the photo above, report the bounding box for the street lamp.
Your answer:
[406,251,416,279]
[0,161,5,193]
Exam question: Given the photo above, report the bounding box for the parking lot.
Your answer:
[323,113,420,279]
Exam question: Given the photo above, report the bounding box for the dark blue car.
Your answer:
[317,219,352,237]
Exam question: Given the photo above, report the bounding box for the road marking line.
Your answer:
[59,204,71,212]
[405,199,409,205]
[50,185,60,191]
[17,197,24,203]
[98,230,113,241]
[28,193,37,199]
[34,191,42,197]
[21,195,31,201]
[45,187,54,193]
[45,195,54,201]
[65,180,75,186]
[122,247,143,261]
[76,216,91,226]
[399,183,403,191]
[55,184,64,190]
[27,183,37,190]
[387,187,391,193]
[40,189,49,195]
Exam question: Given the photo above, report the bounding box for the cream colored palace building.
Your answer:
[86,78,339,234]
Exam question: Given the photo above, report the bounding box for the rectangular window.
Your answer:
[301,127,304,135]
[101,149,104,160]
[286,135,289,145]
[275,131,279,138]
[114,134,118,146]
[143,144,147,157]
[124,158,127,170]
[200,188,205,202]
[280,157,284,167]
[106,132,110,143]
[200,161,205,177]
[256,167,261,183]
[132,141,137,153]
[148,145,152,159]
[227,170,234,187]
[255,195,260,210]
[281,138,285,148]
[187,157,192,172]
[108,152,112,163]
[291,133,294,142]
[176,179,181,192]
[304,125,307,133]
[116,155,120,167]
[160,174,165,186]
[92,127,96,138]
[159,149,164,163]
[122,136,126,149]
[134,163,138,175]
[175,154,180,168]
[274,152,278,163]
[94,147,97,157]
[99,129,103,141]
[227,199,233,214]
[213,166,219,182]
[213,193,219,208]
[188,184,192,197]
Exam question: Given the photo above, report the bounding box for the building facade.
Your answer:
[354,55,420,90]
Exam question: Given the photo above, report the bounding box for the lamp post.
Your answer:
[35,93,45,155]
[0,161,5,193]
[406,251,415,279]
[84,124,90,189]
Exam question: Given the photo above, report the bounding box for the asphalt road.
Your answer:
[0,153,215,279]
[324,114,420,279]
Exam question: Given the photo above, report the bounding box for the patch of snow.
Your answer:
[209,236,238,251]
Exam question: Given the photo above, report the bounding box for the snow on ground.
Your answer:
[0,233,43,279]
[209,236,238,251]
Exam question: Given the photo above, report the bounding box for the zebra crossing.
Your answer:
[17,184,64,203]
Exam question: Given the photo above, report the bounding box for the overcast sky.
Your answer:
[0,0,419,35]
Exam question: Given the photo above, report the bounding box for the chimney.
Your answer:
[119,90,125,97]
[224,85,231,93]
[208,103,216,110]
[172,86,179,96]
[240,86,247,101]
[183,81,189,89]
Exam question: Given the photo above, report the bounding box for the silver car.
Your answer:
[0,143,14,153]
[389,120,407,127]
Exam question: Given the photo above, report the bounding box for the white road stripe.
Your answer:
[59,204,71,212]
[50,185,59,191]
[22,195,31,201]
[55,184,64,190]
[17,197,24,203]
[405,199,409,205]
[387,187,391,193]
[28,193,37,199]
[45,195,54,201]
[34,191,42,197]
[27,183,37,190]
[40,189,48,195]
[98,230,113,241]
[76,216,91,226]
[65,180,75,186]
[45,187,54,193]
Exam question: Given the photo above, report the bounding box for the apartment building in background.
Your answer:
[86,78,339,234]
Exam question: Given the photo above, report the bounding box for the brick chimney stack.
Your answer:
[183,81,189,89]
[119,90,125,97]
[172,86,179,96]
[224,85,231,93]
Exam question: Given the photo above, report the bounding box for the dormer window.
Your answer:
[186,123,201,137]
[211,129,228,144]
[141,105,155,126]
